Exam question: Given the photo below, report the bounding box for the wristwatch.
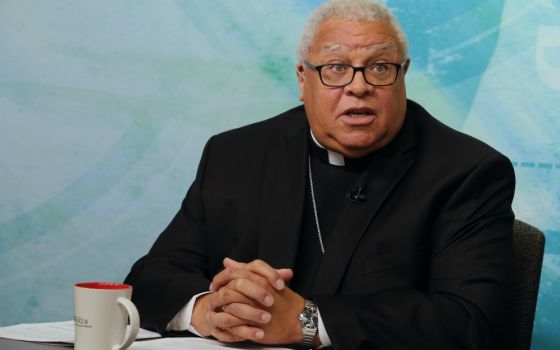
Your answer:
[298,299,318,348]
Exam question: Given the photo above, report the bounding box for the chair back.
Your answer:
[503,219,545,350]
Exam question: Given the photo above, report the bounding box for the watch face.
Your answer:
[299,307,318,328]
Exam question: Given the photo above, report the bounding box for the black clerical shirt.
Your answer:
[291,134,375,297]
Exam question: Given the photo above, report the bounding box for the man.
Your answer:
[125,0,515,349]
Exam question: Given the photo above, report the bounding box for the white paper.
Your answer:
[0,321,292,349]
[130,337,292,350]
[0,320,160,343]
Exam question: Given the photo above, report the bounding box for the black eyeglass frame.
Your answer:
[303,57,408,87]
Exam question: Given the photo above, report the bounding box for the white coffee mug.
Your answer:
[74,282,140,350]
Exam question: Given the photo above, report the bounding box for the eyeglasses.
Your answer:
[304,57,407,87]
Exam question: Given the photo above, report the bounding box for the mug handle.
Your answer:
[113,297,140,350]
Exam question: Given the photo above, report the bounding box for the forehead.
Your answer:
[310,17,401,57]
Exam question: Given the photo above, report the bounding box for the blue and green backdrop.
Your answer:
[0,1,558,348]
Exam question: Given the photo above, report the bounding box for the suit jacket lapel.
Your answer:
[259,118,309,270]
[312,114,417,294]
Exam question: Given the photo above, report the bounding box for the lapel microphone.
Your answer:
[347,184,367,202]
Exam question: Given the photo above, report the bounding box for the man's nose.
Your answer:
[344,70,373,96]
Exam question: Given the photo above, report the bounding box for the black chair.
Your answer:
[503,219,546,350]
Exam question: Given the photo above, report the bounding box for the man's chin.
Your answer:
[333,134,391,157]
[335,143,377,158]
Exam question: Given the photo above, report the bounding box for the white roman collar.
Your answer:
[310,130,345,166]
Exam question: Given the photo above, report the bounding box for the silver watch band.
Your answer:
[299,299,318,348]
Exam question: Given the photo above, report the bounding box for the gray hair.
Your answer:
[297,0,409,62]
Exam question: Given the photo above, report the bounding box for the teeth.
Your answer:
[348,112,369,117]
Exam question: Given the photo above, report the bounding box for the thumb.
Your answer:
[223,257,245,268]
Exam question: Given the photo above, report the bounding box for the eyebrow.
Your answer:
[320,43,398,54]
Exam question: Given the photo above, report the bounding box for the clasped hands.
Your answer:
[191,257,307,346]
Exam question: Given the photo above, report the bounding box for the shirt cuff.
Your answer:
[166,291,210,336]
[317,306,332,347]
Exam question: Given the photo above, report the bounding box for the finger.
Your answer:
[223,257,245,268]
[206,288,255,312]
[225,259,293,282]
[277,268,294,281]
[211,266,270,293]
[227,325,265,341]
[246,259,287,290]
[225,258,287,291]
[223,302,271,324]
[207,309,246,330]
[226,278,275,307]
[211,327,246,343]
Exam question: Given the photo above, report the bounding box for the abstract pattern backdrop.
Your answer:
[0,1,558,348]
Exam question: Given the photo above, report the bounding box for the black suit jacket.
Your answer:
[125,100,515,349]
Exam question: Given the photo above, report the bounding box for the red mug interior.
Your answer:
[75,282,131,290]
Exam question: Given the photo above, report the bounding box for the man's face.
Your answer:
[297,17,409,158]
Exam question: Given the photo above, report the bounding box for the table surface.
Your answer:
[0,334,296,350]
[0,338,69,350]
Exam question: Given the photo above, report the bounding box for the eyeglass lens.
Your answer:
[321,64,398,87]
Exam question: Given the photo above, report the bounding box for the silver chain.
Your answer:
[308,155,325,254]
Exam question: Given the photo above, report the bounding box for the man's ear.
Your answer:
[402,58,411,75]
[296,64,305,101]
